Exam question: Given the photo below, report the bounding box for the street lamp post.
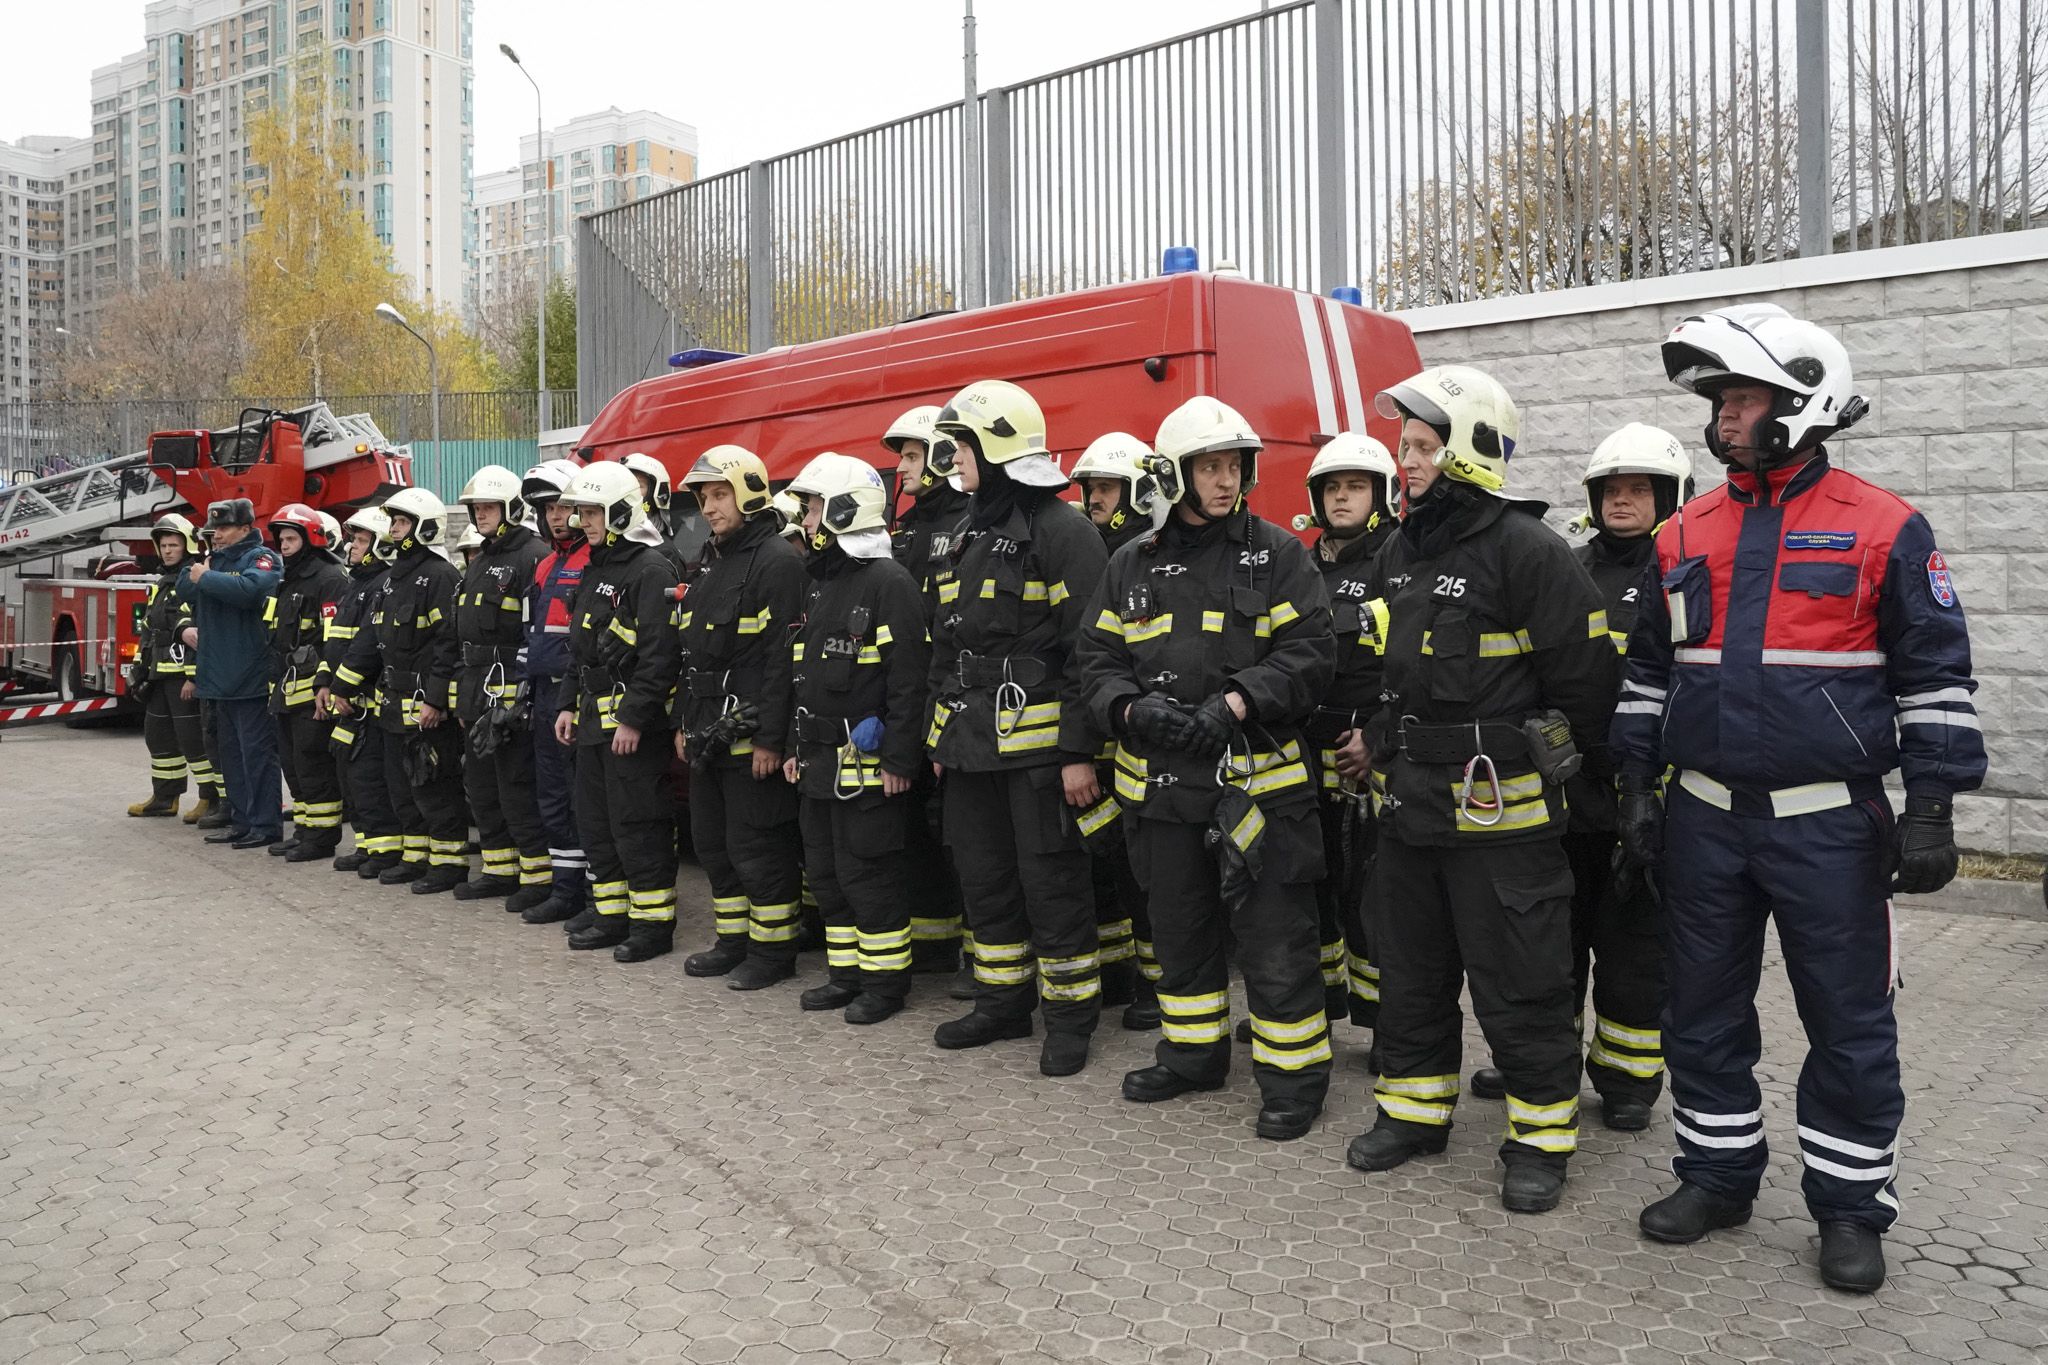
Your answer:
[500,43,549,433]
[375,303,439,477]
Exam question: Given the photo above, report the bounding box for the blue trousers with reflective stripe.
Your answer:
[1662,783,1904,1230]
[214,697,282,838]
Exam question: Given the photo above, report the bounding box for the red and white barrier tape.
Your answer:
[0,696,122,724]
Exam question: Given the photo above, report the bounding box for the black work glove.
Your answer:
[1615,771,1665,871]
[1892,795,1958,896]
[1184,693,1239,762]
[1123,694,1194,752]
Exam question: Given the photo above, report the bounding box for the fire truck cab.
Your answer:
[576,265,1422,553]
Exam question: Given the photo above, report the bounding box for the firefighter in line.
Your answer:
[1076,397,1337,1140]
[455,525,485,570]
[671,446,809,986]
[1342,367,1617,1215]
[552,462,684,959]
[128,513,226,822]
[1302,433,1403,1052]
[925,379,1110,1077]
[1558,423,1695,1130]
[518,461,593,925]
[328,488,468,892]
[884,405,970,985]
[263,504,351,863]
[1619,305,1982,1292]
[781,453,932,1024]
[319,505,403,877]
[624,451,688,574]
[1067,432,1170,1031]
[444,467,550,905]
[188,497,287,850]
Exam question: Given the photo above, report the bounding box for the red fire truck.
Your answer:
[0,403,411,724]
[575,263,1422,545]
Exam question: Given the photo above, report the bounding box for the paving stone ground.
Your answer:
[4,725,2047,1365]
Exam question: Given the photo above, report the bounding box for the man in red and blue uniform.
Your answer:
[1614,303,1984,1293]
[519,461,593,925]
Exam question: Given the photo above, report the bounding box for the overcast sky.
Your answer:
[1,0,1259,174]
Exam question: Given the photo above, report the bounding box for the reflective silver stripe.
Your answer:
[1678,1105,1762,1127]
[1674,1119,1765,1150]
[1798,1125,1895,1161]
[1802,1152,1897,1182]
[1897,709,1981,730]
[1613,699,1663,716]
[1760,648,1887,667]
[1623,680,1668,701]
[1676,771,1733,809]
[1678,771,1855,818]
[1674,647,1722,664]
[1897,687,1972,707]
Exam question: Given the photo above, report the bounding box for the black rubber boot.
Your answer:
[1502,1163,1566,1213]
[726,957,796,991]
[844,992,904,1026]
[684,940,749,977]
[452,875,518,902]
[1235,1018,1254,1045]
[1818,1222,1886,1293]
[194,808,233,830]
[1601,1096,1655,1132]
[286,837,340,864]
[561,905,598,935]
[801,980,862,1012]
[1121,980,1161,1032]
[1470,1067,1507,1100]
[946,965,981,1001]
[567,917,629,951]
[268,836,300,857]
[1040,1032,1091,1077]
[378,860,427,886]
[333,850,370,872]
[357,854,401,880]
[506,884,554,916]
[933,1011,1032,1050]
[1344,1123,1450,1172]
[1256,1099,1322,1142]
[522,890,580,925]
[612,921,675,964]
[1121,1064,1224,1103]
[1639,1183,1754,1245]
[410,865,468,896]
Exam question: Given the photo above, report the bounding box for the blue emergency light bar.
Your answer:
[1329,286,1364,306]
[1160,246,1200,275]
[668,348,746,369]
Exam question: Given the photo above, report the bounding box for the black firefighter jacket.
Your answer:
[788,547,932,801]
[670,513,807,766]
[1563,528,1655,834]
[438,522,547,721]
[330,540,460,734]
[266,548,350,714]
[554,537,682,746]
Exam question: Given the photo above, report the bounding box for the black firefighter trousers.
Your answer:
[383,723,468,870]
[943,766,1100,1038]
[464,717,549,890]
[800,794,913,1000]
[690,761,801,962]
[1128,806,1331,1109]
[278,709,344,849]
[1564,828,1667,1106]
[339,721,401,860]
[575,734,677,926]
[1369,835,1582,1173]
[141,682,217,802]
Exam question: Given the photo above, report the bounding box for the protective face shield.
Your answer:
[1583,423,1696,529]
[772,490,807,543]
[680,445,773,516]
[381,487,448,547]
[1662,304,1867,467]
[315,511,345,554]
[1070,432,1172,535]
[1154,395,1258,520]
[458,463,529,530]
[560,462,649,543]
[1304,432,1399,532]
[1374,366,1521,494]
[933,380,1068,489]
[520,458,583,508]
[620,452,673,514]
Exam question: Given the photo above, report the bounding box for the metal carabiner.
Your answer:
[993,678,1028,739]
[1214,732,1257,788]
[1457,722,1504,827]
[833,741,867,802]
[482,659,508,709]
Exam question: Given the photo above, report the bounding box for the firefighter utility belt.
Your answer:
[794,713,855,745]
[1393,718,1531,766]
[956,651,1049,688]
[461,642,520,666]
[579,665,620,693]
[1306,705,1370,746]
[685,667,757,700]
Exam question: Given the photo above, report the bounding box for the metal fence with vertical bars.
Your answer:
[577,0,2045,411]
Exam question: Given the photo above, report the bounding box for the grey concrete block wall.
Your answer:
[1406,256,2048,855]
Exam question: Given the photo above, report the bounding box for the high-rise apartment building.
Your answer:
[71,0,474,335]
[472,107,696,322]
[0,136,92,407]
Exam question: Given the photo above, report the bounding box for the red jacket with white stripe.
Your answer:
[1611,453,1985,800]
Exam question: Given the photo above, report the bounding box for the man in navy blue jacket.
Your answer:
[187,498,286,848]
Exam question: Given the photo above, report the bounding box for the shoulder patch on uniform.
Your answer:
[255,552,279,570]
[321,603,338,617]
[1785,530,1856,551]
[1927,550,1957,608]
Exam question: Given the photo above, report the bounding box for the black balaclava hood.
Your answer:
[966,433,1028,531]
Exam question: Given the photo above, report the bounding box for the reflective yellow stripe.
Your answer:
[1249,1013,1326,1044]
[1159,989,1228,1014]
[1375,1073,1459,1097]
[738,609,772,635]
[938,580,961,604]
[1123,614,1174,643]
[1267,601,1301,630]
[1477,629,1535,657]
[1506,1095,1578,1126]
[1201,610,1225,632]
[873,624,895,646]
[607,617,638,646]
[1587,609,1610,640]
[1589,1045,1665,1077]
[1074,796,1121,838]
[1361,598,1389,655]
[1093,608,1126,638]
[1376,1094,1454,1125]
[1021,580,1049,601]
